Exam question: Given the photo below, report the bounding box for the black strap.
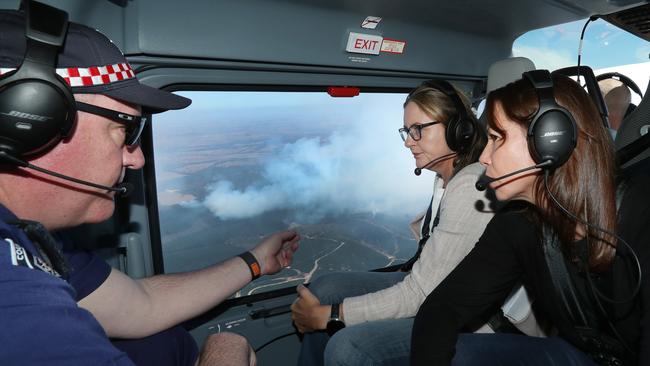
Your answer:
[330,303,341,320]
[615,179,627,212]
[542,225,629,364]
[401,196,441,271]
[421,195,436,239]
[542,225,590,327]
[238,251,261,280]
[486,308,524,334]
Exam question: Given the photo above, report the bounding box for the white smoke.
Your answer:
[198,94,435,221]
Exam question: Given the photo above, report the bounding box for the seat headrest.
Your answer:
[615,78,650,168]
[478,57,536,121]
[487,57,536,93]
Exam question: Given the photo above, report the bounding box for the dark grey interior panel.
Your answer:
[191,294,300,366]
[3,0,646,78]
[128,0,509,76]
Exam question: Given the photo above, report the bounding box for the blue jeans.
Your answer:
[452,333,598,366]
[297,271,409,366]
[298,273,598,366]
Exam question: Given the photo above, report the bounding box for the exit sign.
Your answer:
[346,32,383,55]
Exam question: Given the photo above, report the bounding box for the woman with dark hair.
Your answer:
[291,80,541,366]
[411,71,650,366]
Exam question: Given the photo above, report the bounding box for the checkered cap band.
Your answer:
[0,62,135,87]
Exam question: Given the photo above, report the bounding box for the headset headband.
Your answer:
[596,72,643,98]
[420,79,470,123]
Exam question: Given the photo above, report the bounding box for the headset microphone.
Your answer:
[0,151,131,196]
[475,160,552,191]
[414,153,457,176]
[114,182,133,197]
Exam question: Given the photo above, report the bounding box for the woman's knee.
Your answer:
[324,329,371,366]
[308,272,352,302]
[324,331,353,365]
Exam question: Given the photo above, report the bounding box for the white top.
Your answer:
[342,163,494,325]
[419,178,446,240]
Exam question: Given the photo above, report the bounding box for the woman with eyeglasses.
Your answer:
[291,81,541,366]
[410,72,650,365]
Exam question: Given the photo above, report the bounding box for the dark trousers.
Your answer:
[112,325,199,366]
[452,333,598,366]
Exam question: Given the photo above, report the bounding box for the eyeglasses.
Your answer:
[398,121,440,142]
[76,101,147,146]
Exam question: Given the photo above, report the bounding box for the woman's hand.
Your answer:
[290,285,332,333]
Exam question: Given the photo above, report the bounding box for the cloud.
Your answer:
[512,45,575,71]
[634,44,650,63]
[198,98,434,222]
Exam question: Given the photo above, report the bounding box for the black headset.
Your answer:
[596,72,643,99]
[417,80,476,152]
[0,1,75,158]
[596,71,643,120]
[523,70,577,169]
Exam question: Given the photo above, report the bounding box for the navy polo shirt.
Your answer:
[55,232,199,366]
[0,205,134,365]
[56,231,113,301]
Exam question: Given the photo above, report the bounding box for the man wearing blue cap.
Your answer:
[0,4,299,365]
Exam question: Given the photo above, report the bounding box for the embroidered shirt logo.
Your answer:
[5,238,61,277]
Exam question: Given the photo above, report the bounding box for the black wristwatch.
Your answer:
[326,303,346,336]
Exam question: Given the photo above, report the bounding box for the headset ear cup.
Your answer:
[446,115,475,152]
[52,72,76,139]
[527,109,577,168]
[456,117,475,152]
[445,116,460,151]
[527,122,543,164]
[0,69,76,157]
[419,79,477,153]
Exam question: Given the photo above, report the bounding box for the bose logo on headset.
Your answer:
[1,110,52,122]
[541,131,566,138]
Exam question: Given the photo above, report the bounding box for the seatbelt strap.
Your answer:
[542,225,590,327]
[616,179,627,212]
[421,195,436,239]
[401,196,441,271]
[542,224,629,365]
[486,308,524,334]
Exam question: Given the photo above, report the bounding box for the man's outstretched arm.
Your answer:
[79,230,300,338]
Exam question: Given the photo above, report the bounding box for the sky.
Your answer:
[513,18,650,103]
[514,18,650,69]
